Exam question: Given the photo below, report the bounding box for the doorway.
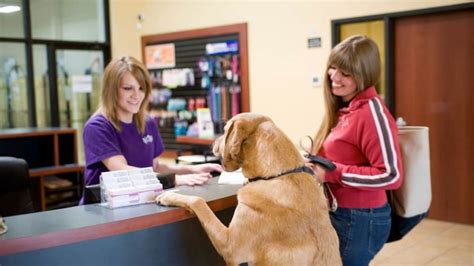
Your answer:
[332,3,474,224]
[394,9,473,224]
[33,47,105,163]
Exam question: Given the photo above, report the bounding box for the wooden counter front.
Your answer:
[0,178,241,265]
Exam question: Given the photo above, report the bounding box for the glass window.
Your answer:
[0,42,29,128]
[33,44,51,128]
[55,49,103,163]
[30,0,105,42]
[0,0,24,38]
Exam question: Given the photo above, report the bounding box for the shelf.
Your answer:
[45,184,81,194]
[1,128,84,212]
[142,23,249,154]
[170,88,209,97]
[0,127,76,139]
[29,164,84,178]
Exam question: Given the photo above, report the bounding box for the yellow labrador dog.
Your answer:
[156,113,341,265]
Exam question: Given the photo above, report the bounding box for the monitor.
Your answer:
[83,184,101,204]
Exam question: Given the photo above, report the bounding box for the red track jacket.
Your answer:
[321,86,403,208]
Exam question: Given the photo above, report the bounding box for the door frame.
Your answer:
[45,44,110,127]
[331,2,473,114]
[331,2,474,224]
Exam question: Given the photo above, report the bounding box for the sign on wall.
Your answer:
[72,75,93,93]
[145,43,176,69]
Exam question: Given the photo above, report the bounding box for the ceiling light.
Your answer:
[0,5,21,13]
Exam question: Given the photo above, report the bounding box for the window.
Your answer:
[0,0,24,38]
[0,0,110,165]
[30,0,106,42]
[0,42,28,128]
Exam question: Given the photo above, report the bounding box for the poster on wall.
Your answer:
[145,43,176,69]
[196,108,215,139]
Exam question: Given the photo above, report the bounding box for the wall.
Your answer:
[109,0,469,144]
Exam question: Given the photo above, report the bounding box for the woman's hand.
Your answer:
[174,163,223,186]
[175,173,213,186]
[190,163,223,174]
[303,157,326,184]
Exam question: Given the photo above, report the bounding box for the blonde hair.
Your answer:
[97,56,151,134]
[313,35,381,153]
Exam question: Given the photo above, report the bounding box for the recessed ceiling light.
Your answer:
[0,5,21,14]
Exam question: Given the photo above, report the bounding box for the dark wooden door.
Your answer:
[394,9,473,224]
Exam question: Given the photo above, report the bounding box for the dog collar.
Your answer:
[248,166,314,183]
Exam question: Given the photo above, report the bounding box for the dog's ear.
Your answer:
[225,119,247,163]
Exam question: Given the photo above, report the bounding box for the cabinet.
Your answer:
[141,23,249,153]
[0,128,84,211]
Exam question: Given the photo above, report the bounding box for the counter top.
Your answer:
[0,177,241,256]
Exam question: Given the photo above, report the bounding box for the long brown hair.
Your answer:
[97,56,151,134]
[313,35,381,153]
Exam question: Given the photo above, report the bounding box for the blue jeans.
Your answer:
[330,203,391,266]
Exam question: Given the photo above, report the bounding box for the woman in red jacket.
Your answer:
[306,35,403,265]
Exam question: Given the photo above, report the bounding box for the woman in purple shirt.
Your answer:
[83,56,221,187]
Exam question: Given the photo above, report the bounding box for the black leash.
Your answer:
[248,166,314,183]
[299,135,336,171]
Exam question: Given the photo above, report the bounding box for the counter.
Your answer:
[0,177,241,265]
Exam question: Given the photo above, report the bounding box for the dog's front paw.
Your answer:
[155,192,188,208]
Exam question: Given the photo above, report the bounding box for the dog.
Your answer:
[156,113,341,265]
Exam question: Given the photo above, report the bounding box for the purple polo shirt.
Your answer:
[83,114,164,186]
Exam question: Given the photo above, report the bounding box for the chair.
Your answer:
[0,156,35,217]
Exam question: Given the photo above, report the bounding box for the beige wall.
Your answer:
[109,0,469,144]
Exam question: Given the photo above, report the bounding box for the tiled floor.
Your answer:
[371,219,474,265]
